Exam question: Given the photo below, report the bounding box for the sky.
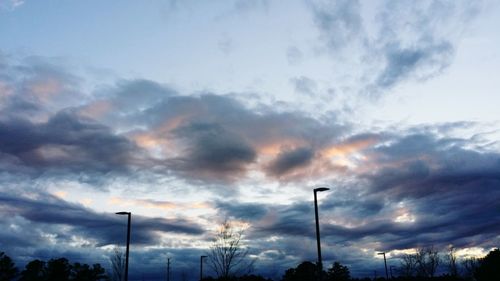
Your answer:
[1,0,500,280]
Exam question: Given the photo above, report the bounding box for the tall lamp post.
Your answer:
[378,252,389,280]
[200,255,207,281]
[314,187,330,279]
[116,212,131,281]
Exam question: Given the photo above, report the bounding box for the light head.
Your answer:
[314,187,330,192]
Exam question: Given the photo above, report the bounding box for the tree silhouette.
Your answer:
[0,252,17,281]
[415,246,440,278]
[446,247,458,277]
[400,253,417,277]
[18,257,109,281]
[110,249,125,281]
[474,248,500,281]
[19,260,46,281]
[462,256,478,280]
[281,261,317,281]
[46,258,72,281]
[327,262,350,281]
[207,221,254,280]
[71,263,109,281]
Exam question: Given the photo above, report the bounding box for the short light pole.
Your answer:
[378,252,389,280]
[167,257,171,281]
[314,187,330,280]
[200,255,207,281]
[116,212,131,281]
[390,265,395,279]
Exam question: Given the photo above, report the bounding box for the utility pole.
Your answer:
[167,258,170,281]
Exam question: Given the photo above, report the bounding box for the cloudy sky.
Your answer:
[1,0,499,280]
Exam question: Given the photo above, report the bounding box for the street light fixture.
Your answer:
[116,211,131,281]
[378,252,389,280]
[200,255,207,281]
[314,187,330,279]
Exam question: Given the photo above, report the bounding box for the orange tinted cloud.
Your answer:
[78,100,113,119]
[130,115,193,153]
[109,197,212,211]
[29,78,63,103]
[256,139,309,156]
[322,138,377,158]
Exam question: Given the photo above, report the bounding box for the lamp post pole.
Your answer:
[116,212,131,281]
[390,265,395,279]
[200,255,207,281]
[314,187,330,280]
[378,252,389,280]
[167,257,170,281]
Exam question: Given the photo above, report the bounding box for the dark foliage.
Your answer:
[0,252,18,281]
[328,262,351,281]
[281,261,318,281]
[474,248,500,281]
[201,274,272,281]
[17,256,109,281]
[19,260,46,281]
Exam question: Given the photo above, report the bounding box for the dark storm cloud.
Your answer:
[0,190,204,247]
[130,93,347,182]
[171,121,257,180]
[250,202,314,238]
[215,201,268,221]
[223,126,500,265]
[1,55,348,184]
[320,195,385,219]
[266,147,315,176]
[0,111,137,175]
[329,129,500,250]
[365,132,500,198]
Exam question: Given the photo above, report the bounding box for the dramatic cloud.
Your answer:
[207,123,500,275]
[1,1,498,277]
[0,111,138,176]
[266,147,315,176]
[170,121,257,181]
[0,189,204,247]
[1,57,498,277]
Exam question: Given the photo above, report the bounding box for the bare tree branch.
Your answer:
[207,220,254,279]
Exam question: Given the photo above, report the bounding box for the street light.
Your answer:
[378,252,389,280]
[116,211,131,281]
[390,265,395,279]
[314,187,330,279]
[200,255,207,281]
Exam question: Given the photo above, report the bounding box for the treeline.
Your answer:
[0,253,108,281]
[1,248,498,281]
[278,248,499,281]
